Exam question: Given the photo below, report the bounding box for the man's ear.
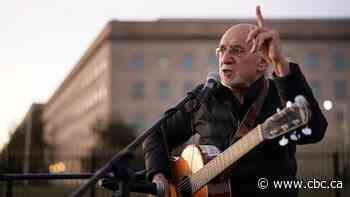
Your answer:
[257,57,268,72]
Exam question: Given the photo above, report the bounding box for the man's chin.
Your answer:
[222,79,245,89]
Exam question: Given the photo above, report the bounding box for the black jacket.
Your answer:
[142,63,328,197]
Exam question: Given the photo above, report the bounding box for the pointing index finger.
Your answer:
[256,6,264,28]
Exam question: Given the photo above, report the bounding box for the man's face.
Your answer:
[217,24,261,89]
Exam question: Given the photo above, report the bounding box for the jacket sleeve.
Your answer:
[142,97,198,180]
[272,62,328,144]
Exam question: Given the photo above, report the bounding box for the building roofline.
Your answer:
[12,103,44,135]
[108,18,350,39]
[46,23,113,107]
[158,18,350,23]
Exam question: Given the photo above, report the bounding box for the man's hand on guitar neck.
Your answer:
[152,172,170,197]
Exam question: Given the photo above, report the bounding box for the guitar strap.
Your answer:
[231,78,270,141]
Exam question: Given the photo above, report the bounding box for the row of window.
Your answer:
[128,52,218,72]
[303,49,347,72]
[130,79,347,101]
[81,60,108,89]
[75,87,107,116]
[309,80,347,99]
[45,60,108,118]
[46,86,108,134]
[128,49,347,73]
[131,80,194,101]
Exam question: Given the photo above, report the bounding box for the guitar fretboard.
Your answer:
[179,125,264,193]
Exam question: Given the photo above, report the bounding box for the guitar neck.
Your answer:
[187,125,264,193]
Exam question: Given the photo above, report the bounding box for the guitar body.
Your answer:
[169,145,231,197]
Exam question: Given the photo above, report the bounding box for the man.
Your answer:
[143,6,327,197]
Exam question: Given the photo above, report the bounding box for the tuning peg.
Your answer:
[302,127,312,135]
[294,95,307,105]
[290,131,300,141]
[276,107,281,112]
[286,101,292,108]
[279,136,289,146]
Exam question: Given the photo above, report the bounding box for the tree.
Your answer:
[81,118,144,172]
[0,124,25,173]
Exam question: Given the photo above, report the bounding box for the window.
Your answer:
[208,54,218,72]
[131,81,145,99]
[304,53,320,70]
[309,80,321,98]
[134,113,145,131]
[332,49,346,72]
[336,110,346,132]
[130,53,144,72]
[81,61,107,89]
[159,80,170,101]
[158,52,169,69]
[184,80,194,93]
[183,54,193,72]
[335,80,347,99]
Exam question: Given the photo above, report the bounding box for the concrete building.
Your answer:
[42,19,350,172]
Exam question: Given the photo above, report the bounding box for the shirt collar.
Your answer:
[216,76,265,108]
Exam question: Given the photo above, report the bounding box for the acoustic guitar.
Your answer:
[167,95,311,197]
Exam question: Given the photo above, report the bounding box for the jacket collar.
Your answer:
[216,77,266,109]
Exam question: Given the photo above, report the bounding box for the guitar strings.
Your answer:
[176,153,225,193]
[176,144,232,192]
[176,158,212,192]
[176,158,222,193]
[176,146,241,193]
[177,131,259,193]
[176,176,192,193]
[176,146,232,192]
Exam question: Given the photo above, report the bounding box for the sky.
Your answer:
[1,0,349,150]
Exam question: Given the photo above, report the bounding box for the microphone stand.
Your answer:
[69,92,200,197]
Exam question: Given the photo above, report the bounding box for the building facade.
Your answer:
[42,19,350,172]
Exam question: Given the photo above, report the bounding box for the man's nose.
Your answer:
[221,51,235,65]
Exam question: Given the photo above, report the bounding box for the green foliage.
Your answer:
[91,119,137,151]
[0,125,26,173]
[0,104,47,173]
[81,119,145,172]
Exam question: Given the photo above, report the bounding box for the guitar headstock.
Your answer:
[261,95,311,140]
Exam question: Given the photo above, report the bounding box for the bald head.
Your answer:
[220,23,257,46]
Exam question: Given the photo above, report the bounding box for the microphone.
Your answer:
[200,72,220,102]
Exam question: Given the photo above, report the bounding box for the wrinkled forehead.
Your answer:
[219,24,255,48]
